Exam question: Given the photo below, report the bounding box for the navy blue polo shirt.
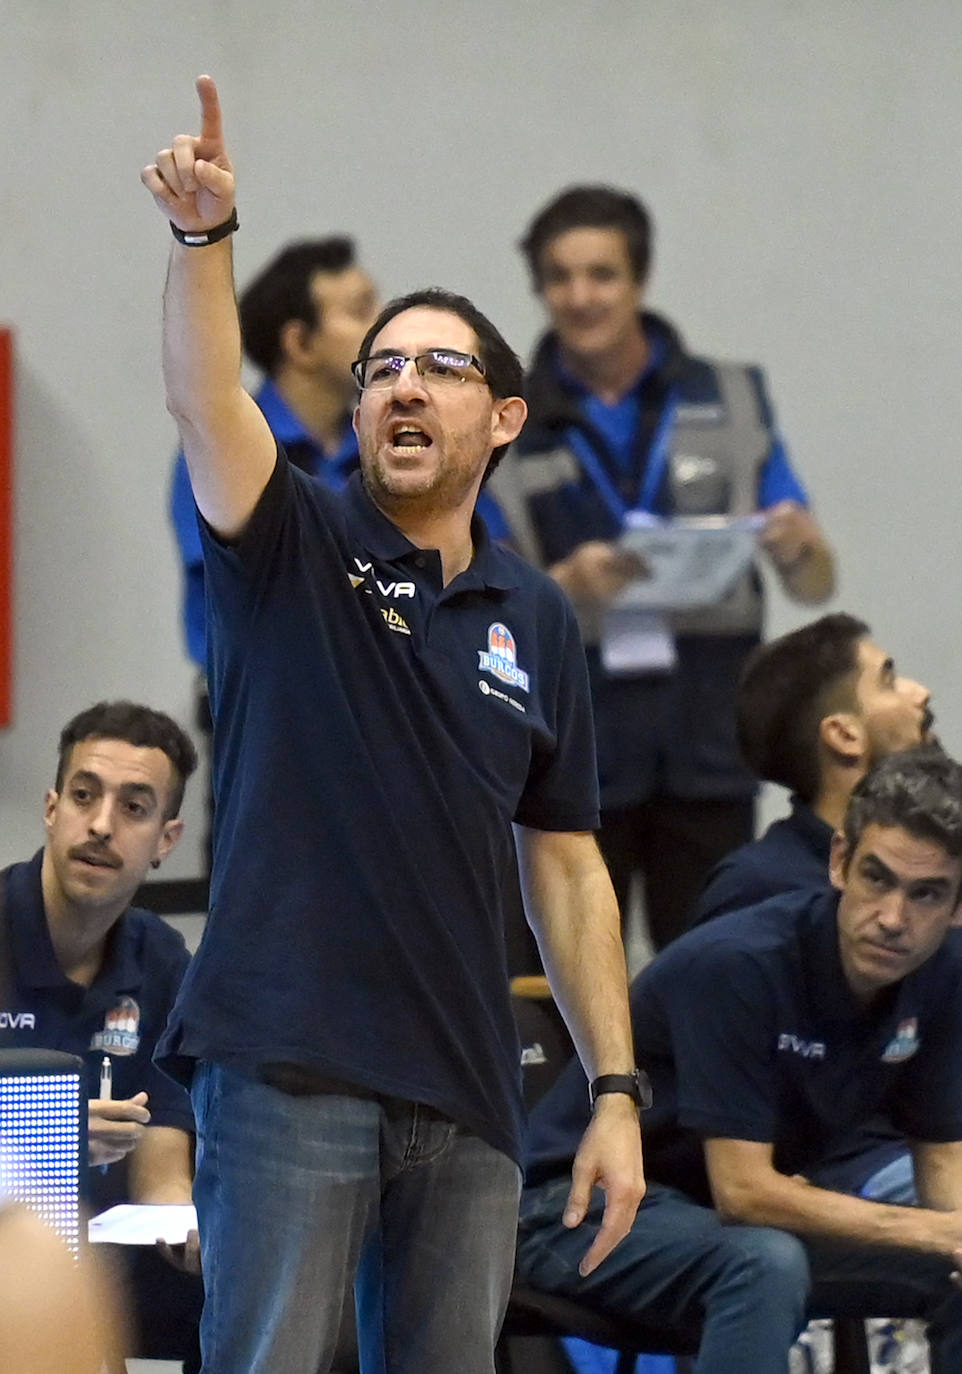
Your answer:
[689,802,912,1192]
[525,888,962,1203]
[156,450,599,1165]
[690,799,834,927]
[0,853,194,1212]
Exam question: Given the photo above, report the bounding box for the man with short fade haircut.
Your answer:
[521,749,962,1374]
[491,184,835,951]
[688,616,936,1367]
[692,611,934,926]
[141,77,644,1374]
[0,700,202,1372]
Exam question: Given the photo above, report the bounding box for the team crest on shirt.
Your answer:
[881,1018,919,1064]
[478,623,529,693]
[90,996,141,1057]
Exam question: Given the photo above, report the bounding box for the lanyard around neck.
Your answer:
[564,386,679,524]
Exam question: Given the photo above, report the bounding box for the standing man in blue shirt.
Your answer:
[491,185,836,951]
[142,77,645,1374]
[170,235,379,673]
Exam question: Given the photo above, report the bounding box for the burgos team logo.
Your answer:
[881,1018,919,1064]
[478,622,529,693]
[90,996,141,1057]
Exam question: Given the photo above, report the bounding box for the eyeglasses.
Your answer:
[351,348,487,391]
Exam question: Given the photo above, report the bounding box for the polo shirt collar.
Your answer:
[552,323,670,404]
[342,472,518,593]
[800,892,853,1021]
[6,850,143,997]
[6,851,63,990]
[787,798,835,862]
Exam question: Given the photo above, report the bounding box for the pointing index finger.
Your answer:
[195,73,223,149]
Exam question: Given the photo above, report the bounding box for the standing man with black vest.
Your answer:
[491,185,836,951]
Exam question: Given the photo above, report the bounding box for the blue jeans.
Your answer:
[191,1061,521,1374]
[518,1177,962,1374]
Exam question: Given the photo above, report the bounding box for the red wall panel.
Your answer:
[0,330,12,727]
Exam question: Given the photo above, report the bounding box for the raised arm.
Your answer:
[516,825,645,1275]
[141,75,275,540]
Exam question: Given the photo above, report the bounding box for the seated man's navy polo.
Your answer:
[690,798,834,927]
[0,852,194,1211]
[157,450,599,1166]
[689,800,911,1192]
[526,888,962,1202]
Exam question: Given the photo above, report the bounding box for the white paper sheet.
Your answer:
[615,513,764,612]
[88,1202,197,1245]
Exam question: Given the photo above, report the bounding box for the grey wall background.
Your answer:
[2,1,960,876]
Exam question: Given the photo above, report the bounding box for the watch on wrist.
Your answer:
[588,1069,652,1111]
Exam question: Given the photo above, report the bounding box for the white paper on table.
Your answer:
[614,513,764,613]
[88,1202,197,1246]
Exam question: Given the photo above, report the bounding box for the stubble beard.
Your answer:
[361,436,487,520]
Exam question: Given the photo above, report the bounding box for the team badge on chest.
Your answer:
[881,1018,919,1063]
[478,622,529,693]
[90,996,141,1056]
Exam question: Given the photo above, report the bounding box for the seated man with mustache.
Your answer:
[0,700,201,1373]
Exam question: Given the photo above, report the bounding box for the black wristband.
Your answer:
[169,208,239,247]
[588,1070,652,1111]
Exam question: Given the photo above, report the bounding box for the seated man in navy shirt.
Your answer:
[521,749,962,1374]
[0,700,201,1371]
[693,611,934,925]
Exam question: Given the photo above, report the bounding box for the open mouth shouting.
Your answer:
[388,420,434,456]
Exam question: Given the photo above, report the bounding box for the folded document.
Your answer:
[88,1202,197,1245]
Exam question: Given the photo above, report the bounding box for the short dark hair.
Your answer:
[520,185,653,288]
[736,613,870,803]
[55,702,198,820]
[239,237,357,377]
[843,748,962,862]
[354,287,524,481]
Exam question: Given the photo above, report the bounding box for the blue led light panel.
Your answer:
[0,1070,83,1255]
